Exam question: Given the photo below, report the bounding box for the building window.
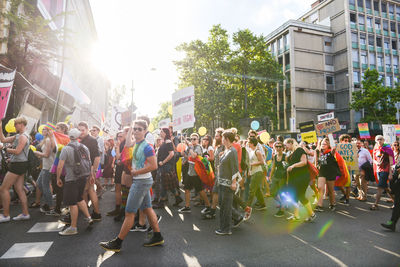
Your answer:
[359,14,365,26]
[325,55,333,65]
[369,52,376,64]
[326,76,334,85]
[393,56,398,69]
[310,11,318,24]
[353,71,360,83]
[368,34,374,46]
[361,51,368,64]
[360,34,366,45]
[374,1,379,11]
[397,5,400,16]
[327,93,335,104]
[366,0,371,9]
[384,38,390,49]
[357,0,364,8]
[352,49,359,61]
[392,40,397,50]
[376,36,382,47]
[377,54,384,66]
[351,32,358,42]
[349,0,355,5]
[375,18,381,30]
[381,2,387,13]
[383,20,388,31]
[394,76,399,85]
[391,21,396,33]
[385,55,391,68]
[389,3,394,15]
[386,75,392,87]
[350,13,357,24]
[367,17,373,28]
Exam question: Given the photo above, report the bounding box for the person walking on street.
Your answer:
[356,139,373,202]
[100,120,164,252]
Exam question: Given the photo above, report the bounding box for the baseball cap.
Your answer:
[68,128,81,140]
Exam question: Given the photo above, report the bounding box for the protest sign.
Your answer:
[395,125,400,137]
[121,110,132,127]
[158,118,171,128]
[317,112,334,122]
[301,131,317,143]
[382,124,396,144]
[336,142,358,171]
[172,86,195,132]
[358,123,370,139]
[316,118,341,137]
[299,121,315,133]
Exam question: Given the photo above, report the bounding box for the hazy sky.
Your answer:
[90,0,315,118]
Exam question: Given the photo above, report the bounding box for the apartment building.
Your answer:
[267,0,399,134]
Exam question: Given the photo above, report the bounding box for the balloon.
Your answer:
[167,105,173,115]
[176,143,187,153]
[35,133,44,141]
[99,130,103,137]
[5,123,16,133]
[148,123,154,132]
[260,132,270,144]
[29,145,36,152]
[250,120,260,130]
[198,126,207,136]
[38,124,45,135]
[65,115,71,123]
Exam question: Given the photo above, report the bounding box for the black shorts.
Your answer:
[115,165,123,184]
[183,175,203,193]
[63,178,87,206]
[8,161,29,175]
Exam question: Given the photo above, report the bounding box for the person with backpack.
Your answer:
[0,117,31,223]
[56,128,94,235]
[33,126,56,214]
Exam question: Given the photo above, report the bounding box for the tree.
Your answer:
[174,25,283,133]
[1,0,63,74]
[152,101,172,129]
[350,69,400,124]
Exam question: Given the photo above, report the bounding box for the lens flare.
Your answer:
[318,220,333,239]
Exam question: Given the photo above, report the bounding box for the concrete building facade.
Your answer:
[267,0,399,134]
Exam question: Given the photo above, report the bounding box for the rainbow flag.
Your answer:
[395,124,400,137]
[358,123,370,139]
[54,132,70,146]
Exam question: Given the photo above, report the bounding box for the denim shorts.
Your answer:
[125,177,153,214]
[377,171,389,189]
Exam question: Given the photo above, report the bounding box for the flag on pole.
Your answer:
[0,68,16,119]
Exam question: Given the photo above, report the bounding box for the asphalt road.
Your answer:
[0,184,399,267]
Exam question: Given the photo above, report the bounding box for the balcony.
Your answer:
[385,49,391,54]
[285,64,290,71]
[359,25,366,31]
[351,23,357,29]
[369,45,375,51]
[383,31,389,36]
[368,27,374,32]
[362,63,368,69]
[386,67,392,73]
[378,66,384,72]
[353,61,360,68]
[398,16,400,21]
[360,44,367,50]
[393,50,398,55]
[374,11,379,16]
[390,14,395,20]
[367,8,372,14]
[349,4,355,10]
[377,47,383,52]
[376,29,381,34]
[370,64,376,69]
[357,7,364,12]
[382,12,387,18]
[391,32,396,37]
[352,42,358,48]
[394,68,399,74]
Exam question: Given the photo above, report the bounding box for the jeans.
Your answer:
[247,171,265,207]
[243,173,250,202]
[125,178,153,214]
[218,185,241,233]
[37,169,52,207]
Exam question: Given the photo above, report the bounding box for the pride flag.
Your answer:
[53,132,70,146]
[358,123,370,139]
[395,124,400,137]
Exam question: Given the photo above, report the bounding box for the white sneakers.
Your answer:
[0,214,10,223]
[59,226,78,236]
[13,213,31,221]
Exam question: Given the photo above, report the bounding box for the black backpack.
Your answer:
[240,147,249,171]
[68,143,91,179]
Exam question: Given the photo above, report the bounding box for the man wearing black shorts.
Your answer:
[178,133,211,213]
[57,129,93,235]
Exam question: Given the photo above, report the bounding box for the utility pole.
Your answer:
[244,75,247,117]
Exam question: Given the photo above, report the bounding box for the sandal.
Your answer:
[369,204,379,210]
[29,202,40,208]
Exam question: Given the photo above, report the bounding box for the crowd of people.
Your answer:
[0,116,399,253]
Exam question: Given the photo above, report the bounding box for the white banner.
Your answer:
[172,86,195,131]
[317,111,334,122]
[158,118,171,129]
[382,124,396,144]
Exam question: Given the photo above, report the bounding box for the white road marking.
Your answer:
[335,211,356,219]
[27,222,64,233]
[0,242,53,259]
[374,245,400,258]
[182,252,202,267]
[96,251,115,267]
[164,206,173,217]
[367,229,386,237]
[236,261,246,267]
[365,202,391,209]
[179,214,184,221]
[193,224,200,231]
[354,207,370,212]
[291,235,348,267]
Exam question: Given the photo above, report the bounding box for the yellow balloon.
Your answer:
[30,145,37,152]
[38,125,45,135]
[99,130,103,137]
[198,126,207,136]
[5,123,16,133]
[8,118,15,126]
[148,123,154,132]
[65,115,71,123]
[260,132,270,144]
[167,105,173,115]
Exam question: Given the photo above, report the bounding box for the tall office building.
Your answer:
[266,0,399,134]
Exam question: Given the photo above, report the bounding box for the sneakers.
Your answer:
[59,226,78,236]
[58,215,71,225]
[99,238,122,252]
[46,209,61,216]
[13,213,30,221]
[110,186,115,192]
[286,215,300,221]
[40,204,50,213]
[203,211,216,220]
[173,195,183,207]
[84,217,94,226]
[255,205,267,211]
[29,202,40,208]
[274,210,285,218]
[201,207,211,214]
[106,208,120,216]
[130,223,148,232]
[0,214,10,223]
[381,221,396,232]
[339,195,346,201]
[244,206,252,221]
[215,229,232,235]
[178,206,191,213]
[143,234,164,247]
[329,205,336,212]
[91,212,102,221]
[305,213,317,222]
[233,216,244,228]
[314,206,324,212]
[341,199,350,206]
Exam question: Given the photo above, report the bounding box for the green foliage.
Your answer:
[1,0,63,73]
[350,69,400,124]
[151,101,172,128]
[174,25,283,133]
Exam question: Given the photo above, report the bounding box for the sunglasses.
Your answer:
[191,138,198,141]
[275,145,282,148]
[133,127,144,132]
[394,144,399,146]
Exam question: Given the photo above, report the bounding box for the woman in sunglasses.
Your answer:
[269,141,287,217]
[392,141,400,166]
